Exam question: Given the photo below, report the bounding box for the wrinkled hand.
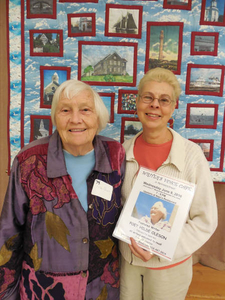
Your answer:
[129,237,154,262]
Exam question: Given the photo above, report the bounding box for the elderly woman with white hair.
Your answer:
[0,80,125,299]
[141,201,171,232]
[119,67,217,300]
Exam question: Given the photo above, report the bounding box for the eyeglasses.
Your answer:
[139,93,173,107]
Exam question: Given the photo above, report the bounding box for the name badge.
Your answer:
[91,179,113,201]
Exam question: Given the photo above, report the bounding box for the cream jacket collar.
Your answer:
[123,128,185,172]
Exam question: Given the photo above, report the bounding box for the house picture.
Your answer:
[33,33,59,52]
[68,13,95,37]
[30,30,63,56]
[93,52,127,76]
[78,41,137,86]
[71,17,92,33]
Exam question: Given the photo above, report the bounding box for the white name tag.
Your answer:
[91,179,113,201]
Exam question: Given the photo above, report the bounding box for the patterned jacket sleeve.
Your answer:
[0,157,28,299]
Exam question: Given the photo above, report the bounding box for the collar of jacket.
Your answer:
[47,130,113,178]
[124,128,185,173]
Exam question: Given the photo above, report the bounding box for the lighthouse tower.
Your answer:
[159,30,164,60]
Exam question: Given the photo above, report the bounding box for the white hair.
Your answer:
[51,79,109,134]
[152,201,167,220]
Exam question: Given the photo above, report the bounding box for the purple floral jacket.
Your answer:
[0,131,125,300]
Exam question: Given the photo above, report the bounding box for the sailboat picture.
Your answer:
[105,4,143,38]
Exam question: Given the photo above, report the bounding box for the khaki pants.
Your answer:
[120,256,193,300]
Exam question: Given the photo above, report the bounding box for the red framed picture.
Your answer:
[30,115,53,142]
[30,30,63,57]
[78,41,138,86]
[186,103,218,129]
[163,0,192,10]
[27,0,57,19]
[190,32,219,56]
[145,22,183,75]
[200,0,225,27]
[68,13,96,37]
[40,66,71,109]
[98,92,115,123]
[168,118,174,129]
[120,117,142,143]
[117,89,137,114]
[185,64,224,96]
[105,4,143,39]
[189,139,214,161]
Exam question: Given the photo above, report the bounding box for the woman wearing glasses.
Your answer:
[119,68,218,300]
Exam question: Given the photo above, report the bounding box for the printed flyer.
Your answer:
[113,167,196,261]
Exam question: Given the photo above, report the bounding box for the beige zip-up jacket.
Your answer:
[119,128,218,268]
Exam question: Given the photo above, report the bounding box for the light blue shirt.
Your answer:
[63,149,95,212]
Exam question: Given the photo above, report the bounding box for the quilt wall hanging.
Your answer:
[7,0,225,182]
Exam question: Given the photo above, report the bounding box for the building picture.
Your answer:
[79,17,92,32]
[93,52,127,76]
[194,35,215,52]
[71,17,92,33]
[35,119,49,140]
[43,72,60,104]
[204,0,219,22]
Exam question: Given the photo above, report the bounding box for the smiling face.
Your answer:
[137,80,175,136]
[150,205,165,225]
[55,89,99,156]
